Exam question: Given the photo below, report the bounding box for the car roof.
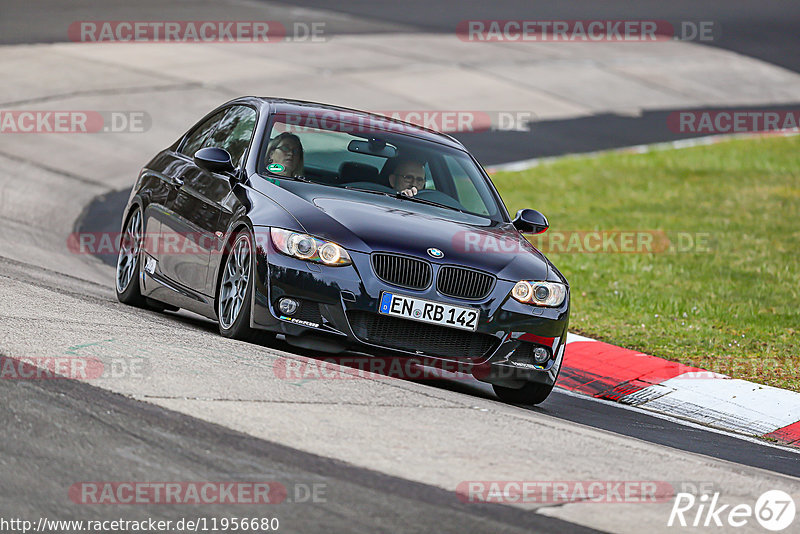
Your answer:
[227,96,468,151]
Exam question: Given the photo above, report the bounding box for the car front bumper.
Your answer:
[250,242,570,388]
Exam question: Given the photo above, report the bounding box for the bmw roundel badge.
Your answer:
[427,247,444,259]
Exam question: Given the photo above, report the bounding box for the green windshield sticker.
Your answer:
[267,163,285,173]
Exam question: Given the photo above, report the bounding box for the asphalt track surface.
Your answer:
[0,375,601,534]
[4,0,799,74]
[278,0,800,74]
[3,2,800,533]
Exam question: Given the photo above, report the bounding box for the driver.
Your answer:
[386,157,427,197]
[265,132,304,177]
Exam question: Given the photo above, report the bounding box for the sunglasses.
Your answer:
[275,145,300,155]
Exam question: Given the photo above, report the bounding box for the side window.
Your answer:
[205,106,258,167]
[423,163,434,191]
[444,155,490,215]
[180,110,226,157]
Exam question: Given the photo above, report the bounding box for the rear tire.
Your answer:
[493,381,555,405]
[115,206,179,313]
[115,207,147,307]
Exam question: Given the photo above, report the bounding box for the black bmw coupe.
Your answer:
[116,97,570,404]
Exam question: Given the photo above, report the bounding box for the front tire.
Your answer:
[493,381,555,405]
[217,229,263,342]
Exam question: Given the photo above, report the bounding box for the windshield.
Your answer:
[257,111,506,221]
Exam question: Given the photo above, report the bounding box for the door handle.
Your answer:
[173,176,184,187]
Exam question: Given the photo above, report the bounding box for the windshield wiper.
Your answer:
[288,175,315,183]
[343,186,394,197]
[343,186,465,213]
[392,193,465,214]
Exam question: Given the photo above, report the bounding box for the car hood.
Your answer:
[251,179,553,282]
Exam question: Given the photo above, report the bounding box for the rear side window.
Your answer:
[180,110,225,157]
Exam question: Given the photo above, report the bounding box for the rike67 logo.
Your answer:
[669,490,796,531]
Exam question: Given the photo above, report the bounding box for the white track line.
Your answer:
[553,387,800,455]
[487,130,800,173]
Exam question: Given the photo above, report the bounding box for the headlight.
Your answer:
[270,228,352,266]
[510,281,566,307]
[287,233,317,259]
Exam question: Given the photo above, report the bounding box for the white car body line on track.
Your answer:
[553,388,800,456]
[487,130,800,174]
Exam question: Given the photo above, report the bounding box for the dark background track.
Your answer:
[277,0,800,73]
[0,374,603,534]
[3,0,799,74]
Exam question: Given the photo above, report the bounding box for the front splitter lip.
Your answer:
[263,298,567,388]
[342,328,558,371]
[278,332,564,388]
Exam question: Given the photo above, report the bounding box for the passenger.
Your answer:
[385,157,427,197]
[265,133,304,177]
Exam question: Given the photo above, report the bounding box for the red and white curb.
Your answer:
[561,333,800,447]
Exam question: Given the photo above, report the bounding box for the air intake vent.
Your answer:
[437,266,495,300]
[371,253,432,290]
[347,311,498,360]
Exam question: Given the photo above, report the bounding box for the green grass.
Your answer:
[491,135,800,391]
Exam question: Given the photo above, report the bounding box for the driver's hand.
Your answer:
[399,187,418,197]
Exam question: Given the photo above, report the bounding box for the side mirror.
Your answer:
[513,209,549,234]
[194,147,235,175]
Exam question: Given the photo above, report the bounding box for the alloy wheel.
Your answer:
[219,234,251,329]
[116,209,142,293]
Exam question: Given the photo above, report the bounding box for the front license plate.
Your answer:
[379,292,479,332]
